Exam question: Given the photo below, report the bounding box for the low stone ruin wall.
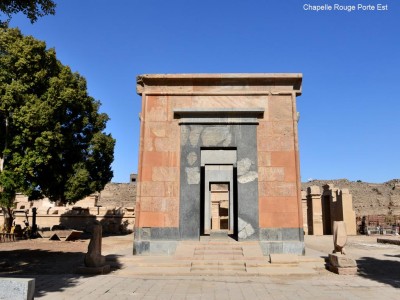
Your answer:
[1,206,135,234]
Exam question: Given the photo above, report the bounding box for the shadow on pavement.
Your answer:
[357,256,400,288]
[0,249,123,297]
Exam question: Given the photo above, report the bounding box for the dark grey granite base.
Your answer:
[259,241,305,255]
[259,227,305,255]
[133,227,180,255]
[259,228,304,242]
[134,227,180,241]
[133,240,178,255]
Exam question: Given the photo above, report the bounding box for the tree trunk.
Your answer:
[1,206,13,232]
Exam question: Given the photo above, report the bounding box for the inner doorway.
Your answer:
[210,183,229,231]
[201,149,237,237]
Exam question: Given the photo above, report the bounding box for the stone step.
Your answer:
[190,269,248,275]
[191,261,246,272]
[112,259,323,276]
[192,260,246,266]
[194,250,243,255]
[190,256,246,260]
[195,245,243,250]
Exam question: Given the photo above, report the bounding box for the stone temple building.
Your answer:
[134,74,303,255]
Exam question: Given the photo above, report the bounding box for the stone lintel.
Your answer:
[137,73,302,96]
[174,108,264,118]
[178,118,260,125]
[175,108,264,125]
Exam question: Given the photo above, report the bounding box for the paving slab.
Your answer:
[2,234,400,299]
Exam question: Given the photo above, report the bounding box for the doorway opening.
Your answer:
[200,149,237,239]
[322,195,332,234]
[210,183,229,231]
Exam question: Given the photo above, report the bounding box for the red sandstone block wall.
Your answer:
[136,95,179,228]
[136,93,302,230]
[257,95,302,228]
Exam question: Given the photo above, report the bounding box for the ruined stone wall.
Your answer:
[98,182,136,208]
[302,179,400,217]
[0,182,137,233]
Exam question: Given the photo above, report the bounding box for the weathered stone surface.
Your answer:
[147,106,167,122]
[189,125,203,146]
[0,278,35,300]
[154,137,177,152]
[237,158,252,176]
[259,167,285,181]
[201,126,231,146]
[84,221,106,268]
[238,218,255,239]
[141,182,165,197]
[164,182,179,197]
[152,167,178,182]
[269,95,293,121]
[258,135,295,151]
[186,152,197,165]
[258,151,271,167]
[333,221,347,254]
[192,95,267,109]
[181,125,190,146]
[328,253,357,268]
[307,185,320,195]
[328,265,357,275]
[259,182,297,197]
[185,167,200,184]
[238,171,258,184]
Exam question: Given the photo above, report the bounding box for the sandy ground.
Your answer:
[0,234,133,275]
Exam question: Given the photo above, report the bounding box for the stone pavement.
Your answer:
[33,273,399,299]
[2,234,399,299]
[32,235,400,299]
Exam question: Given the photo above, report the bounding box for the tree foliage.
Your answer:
[0,0,56,25]
[0,27,115,207]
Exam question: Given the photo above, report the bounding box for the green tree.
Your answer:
[0,27,115,230]
[0,0,56,25]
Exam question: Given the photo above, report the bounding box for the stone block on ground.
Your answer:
[84,221,106,267]
[0,278,35,300]
[328,265,358,275]
[328,253,357,268]
[328,253,357,275]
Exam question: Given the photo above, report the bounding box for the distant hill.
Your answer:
[302,179,400,217]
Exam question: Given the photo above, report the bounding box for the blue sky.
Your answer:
[7,0,400,183]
